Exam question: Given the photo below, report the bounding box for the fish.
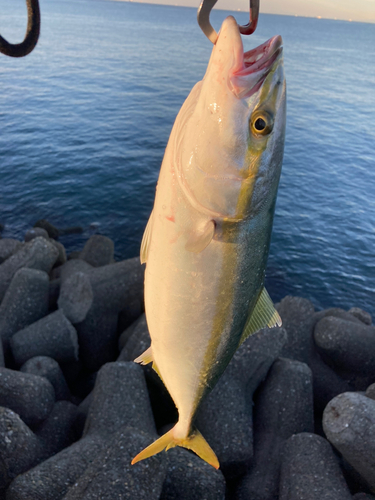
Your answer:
[132,15,286,469]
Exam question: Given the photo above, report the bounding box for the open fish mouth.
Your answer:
[243,35,283,74]
[231,35,283,98]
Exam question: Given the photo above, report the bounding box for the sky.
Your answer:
[125,0,375,24]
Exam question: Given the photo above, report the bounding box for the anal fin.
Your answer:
[239,287,282,346]
[134,346,153,365]
[134,347,164,383]
[151,361,163,382]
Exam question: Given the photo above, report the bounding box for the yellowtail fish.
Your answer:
[132,16,286,469]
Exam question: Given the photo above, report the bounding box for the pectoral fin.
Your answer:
[185,220,215,253]
[239,287,282,346]
[131,426,219,469]
[140,210,154,264]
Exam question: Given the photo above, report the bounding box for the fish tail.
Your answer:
[131,426,219,469]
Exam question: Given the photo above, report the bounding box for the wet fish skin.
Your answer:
[132,15,286,468]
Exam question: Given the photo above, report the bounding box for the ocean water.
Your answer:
[0,0,374,316]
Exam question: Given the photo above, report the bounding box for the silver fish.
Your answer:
[132,15,286,469]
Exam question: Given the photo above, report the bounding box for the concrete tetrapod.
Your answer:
[235,357,314,500]
[279,433,352,500]
[323,392,375,493]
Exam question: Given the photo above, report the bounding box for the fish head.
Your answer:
[176,16,286,221]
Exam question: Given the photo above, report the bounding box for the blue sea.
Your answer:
[0,0,374,316]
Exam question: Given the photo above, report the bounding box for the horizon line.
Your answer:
[110,0,375,25]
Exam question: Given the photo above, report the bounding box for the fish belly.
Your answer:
[144,147,266,434]
[145,212,226,432]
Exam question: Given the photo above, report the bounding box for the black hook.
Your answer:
[0,0,40,57]
[198,0,259,44]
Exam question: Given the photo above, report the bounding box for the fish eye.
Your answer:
[255,118,266,131]
[250,110,274,136]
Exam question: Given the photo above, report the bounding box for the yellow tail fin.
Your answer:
[131,426,219,469]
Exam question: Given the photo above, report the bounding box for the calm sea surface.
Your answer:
[0,0,374,315]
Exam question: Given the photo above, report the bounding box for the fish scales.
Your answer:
[132,16,286,468]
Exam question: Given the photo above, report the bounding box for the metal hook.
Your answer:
[197,0,259,44]
[0,0,40,57]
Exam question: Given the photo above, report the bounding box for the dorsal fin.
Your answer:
[239,287,282,346]
[140,210,154,264]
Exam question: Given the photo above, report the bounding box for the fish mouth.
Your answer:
[230,35,283,98]
[243,35,283,75]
